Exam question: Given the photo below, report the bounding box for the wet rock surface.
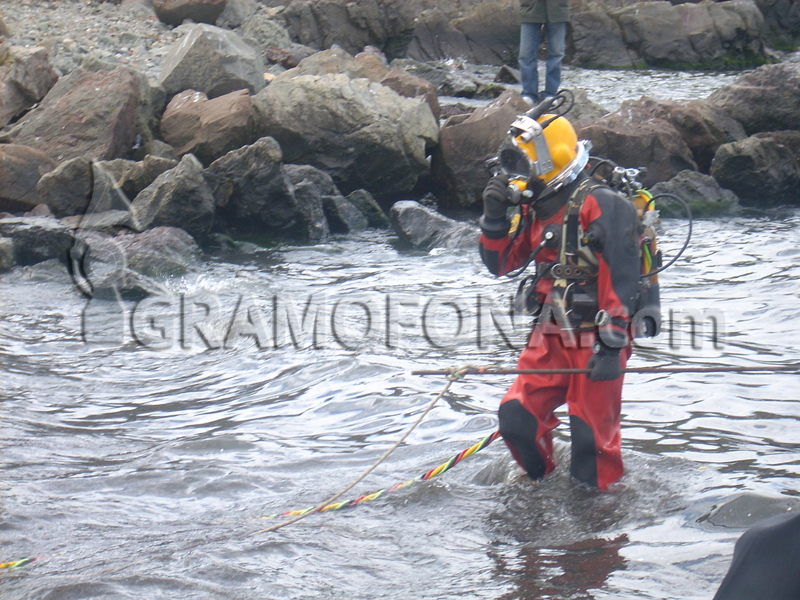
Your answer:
[390,200,476,250]
[650,169,740,217]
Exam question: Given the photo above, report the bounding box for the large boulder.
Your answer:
[282,163,334,241]
[0,45,60,128]
[649,170,740,217]
[153,0,227,26]
[322,195,368,233]
[431,90,529,209]
[36,157,93,218]
[708,62,800,135]
[390,200,475,250]
[0,145,57,213]
[204,137,310,240]
[0,216,74,266]
[8,67,141,164]
[160,89,254,166]
[390,58,478,98]
[622,96,746,173]
[158,24,265,98]
[569,0,642,68]
[612,1,701,67]
[710,132,800,207]
[754,0,800,47]
[280,0,417,57]
[252,73,438,196]
[379,67,440,121]
[346,189,390,229]
[577,104,698,188]
[106,227,201,278]
[131,154,216,239]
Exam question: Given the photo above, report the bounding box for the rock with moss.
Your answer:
[649,170,740,218]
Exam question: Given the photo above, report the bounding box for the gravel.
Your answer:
[1,0,187,79]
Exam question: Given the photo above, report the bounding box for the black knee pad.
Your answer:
[498,399,547,480]
[569,415,598,488]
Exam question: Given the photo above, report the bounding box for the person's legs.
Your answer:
[543,21,567,98]
[519,22,543,102]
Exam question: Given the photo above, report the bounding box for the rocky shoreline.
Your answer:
[1,0,799,295]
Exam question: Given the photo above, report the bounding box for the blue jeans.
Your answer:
[519,21,566,101]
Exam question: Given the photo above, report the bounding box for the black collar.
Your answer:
[531,173,587,220]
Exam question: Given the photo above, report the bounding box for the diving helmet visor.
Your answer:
[499,146,534,181]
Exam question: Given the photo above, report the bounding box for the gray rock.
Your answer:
[0,236,13,272]
[0,144,58,213]
[95,159,137,186]
[61,210,134,236]
[240,7,294,51]
[390,58,478,98]
[346,189,390,229]
[390,200,476,251]
[252,73,438,196]
[612,1,701,67]
[569,88,610,124]
[431,90,529,209]
[0,45,60,128]
[277,47,384,82]
[0,216,74,266]
[283,163,340,196]
[701,493,800,528]
[133,140,179,162]
[153,0,227,27]
[379,67,440,121]
[120,155,179,200]
[159,24,265,98]
[217,0,259,28]
[323,195,368,234]
[131,154,216,239]
[36,157,93,218]
[649,170,740,218]
[290,180,330,242]
[9,67,141,163]
[204,137,308,239]
[710,132,800,207]
[570,0,642,68]
[708,62,800,135]
[111,227,201,278]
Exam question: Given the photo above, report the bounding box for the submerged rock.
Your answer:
[649,170,740,217]
[390,200,475,251]
[0,215,74,266]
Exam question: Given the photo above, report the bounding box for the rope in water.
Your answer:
[0,557,41,570]
[255,429,500,524]
[253,367,477,534]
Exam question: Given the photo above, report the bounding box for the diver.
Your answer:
[478,92,651,490]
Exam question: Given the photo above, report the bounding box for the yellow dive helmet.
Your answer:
[498,93,590,199]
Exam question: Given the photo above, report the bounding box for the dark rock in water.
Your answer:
[205,137,308,240]
[390,58,478,98]
[131,154,216,239]
[0,236,13,272]
[160,89,255,166]
[0,216,74,266]
[578,104,697,188]
[61,210,133,236]
[700,492,800,528]
[283,164,340,197]
[619,97,745,174]
[346,189,390,229]
[709,63,800,136]
[0,45,60,128]
[252,72,438,196]
[159,24,265,99]
[120,156,179,200]
[710,131,800,207]
[323,195,368,234]
[0,144,57,213]
[8,67,141,163]
[649,170,740,218]
[36,157,93,219]
[570,1,641,68]
[133,140,179,163]
[283,163,340,241]
[73,227,199,299]
[431,90,529,209]
[379,67,440,121]
[390,200,476,251]
[153,0,227,27]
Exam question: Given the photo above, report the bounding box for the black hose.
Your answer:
[642,192,693,277]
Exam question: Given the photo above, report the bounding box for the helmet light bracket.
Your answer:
[509,115,554,176]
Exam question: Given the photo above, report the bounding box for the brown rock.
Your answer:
[120,155,179,200]
[379,67,440,121]
[35,156,93,218]
[354,49,390,82]
[0,144,58,213]
[153,0,227,26]
[160,88,254,166]
[9,67,140,164]
[577,105,697,188]
[431,90,530,208]
[0,45,60,128]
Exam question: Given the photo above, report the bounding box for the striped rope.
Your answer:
[1,556,41,570]
[257,430,501,521]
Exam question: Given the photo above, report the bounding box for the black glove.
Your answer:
[586,344,622,381]
[479,173,511,239]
